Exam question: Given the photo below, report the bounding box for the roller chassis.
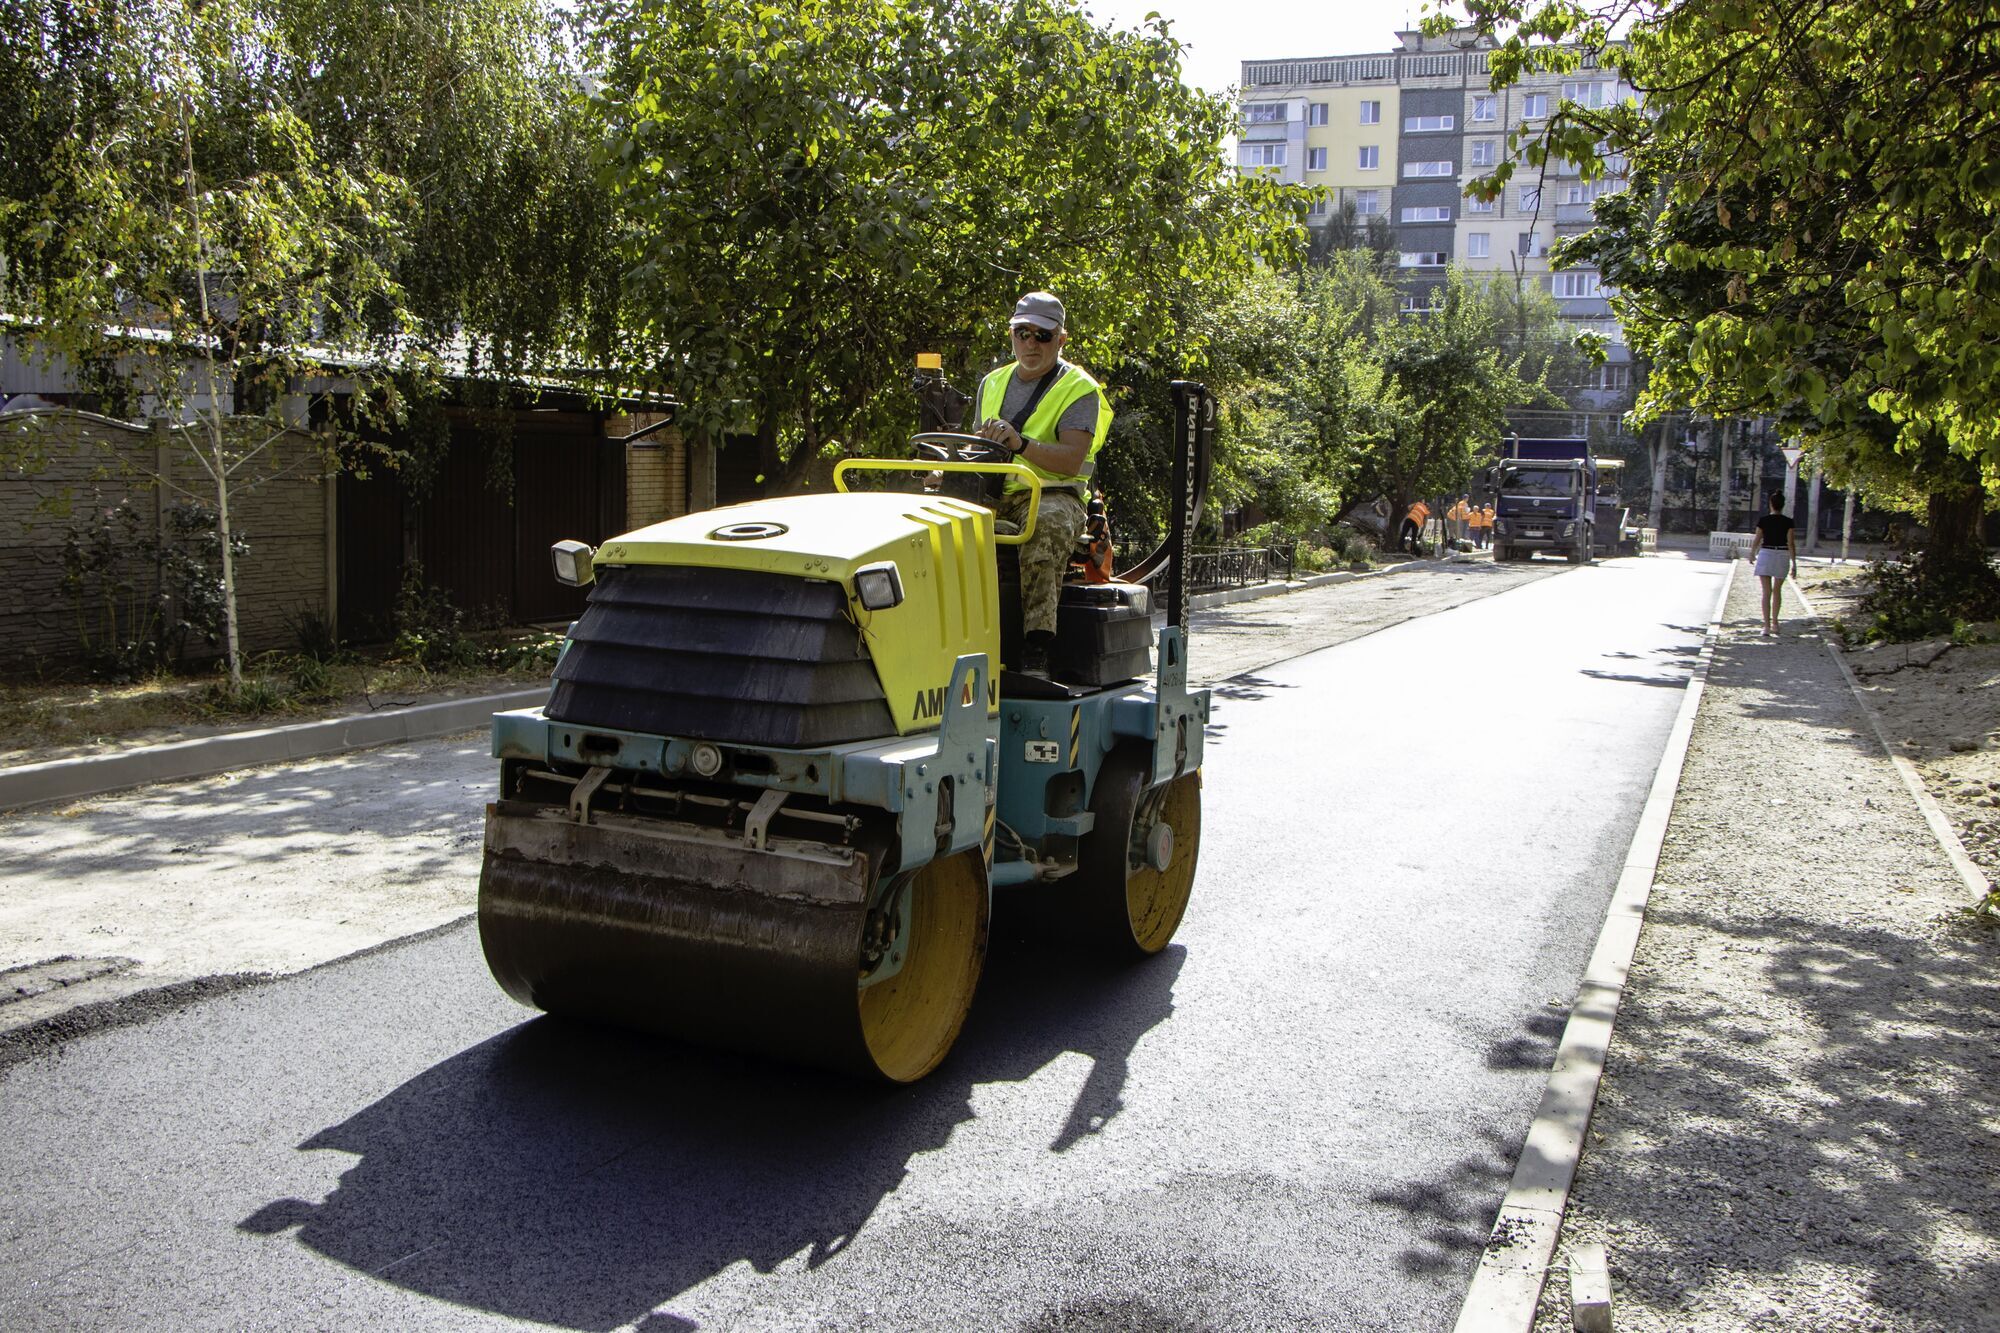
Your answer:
[477,379,1217,1081]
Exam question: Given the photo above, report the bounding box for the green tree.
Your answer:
[1439,0,2000,594]
[1362,268,1539,547]
[1,0,412,688]
[585,0,1300,494]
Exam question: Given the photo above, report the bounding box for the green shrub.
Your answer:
[1859,554,2000,644]
[391,565,481,670]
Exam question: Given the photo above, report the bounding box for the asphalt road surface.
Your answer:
[0,554,1726,1331]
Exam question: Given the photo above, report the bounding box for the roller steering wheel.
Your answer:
[911,431,1008,463]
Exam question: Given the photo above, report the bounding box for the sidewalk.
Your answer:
[1525,572,2000,1329]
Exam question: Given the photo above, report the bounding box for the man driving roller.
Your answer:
[974,291,1112,679]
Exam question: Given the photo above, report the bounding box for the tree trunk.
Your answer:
[1924,485,1989,576]
[1805,467,1823,554]
[1714,420,1732,533]
[1647,427,1667,533]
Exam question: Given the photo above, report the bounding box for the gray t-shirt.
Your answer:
[995,362,1099,445]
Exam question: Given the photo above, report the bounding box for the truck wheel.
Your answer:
[1076,748,1201,957]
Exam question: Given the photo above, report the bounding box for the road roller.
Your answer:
[477,380,1217,1082]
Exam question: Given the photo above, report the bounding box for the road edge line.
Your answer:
[0,688,548,813]
[1793,585,1993,904]
[1452,558,1736,1333]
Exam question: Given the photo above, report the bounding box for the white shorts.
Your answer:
[1752,548,1790,579]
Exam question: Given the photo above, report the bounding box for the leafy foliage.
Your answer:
[57,496,249,679]
[585,0,1302,492]
[1436,0,1999,574]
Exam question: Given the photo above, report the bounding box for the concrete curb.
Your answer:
[0,558,1447,813]
[1794,585,1993,904]
[1453,560,1737,1333]
[0,688,547,813]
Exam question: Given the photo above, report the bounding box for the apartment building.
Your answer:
[1239,28,1635,403]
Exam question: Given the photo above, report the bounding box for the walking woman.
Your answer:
[1748,490,1798,636]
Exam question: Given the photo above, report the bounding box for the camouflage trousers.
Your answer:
[997,488,1086,637]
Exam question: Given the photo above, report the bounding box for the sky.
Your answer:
[1077,0,1446,96]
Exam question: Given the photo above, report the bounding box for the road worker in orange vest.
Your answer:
[1476,502,1495,548]
[1447,496,1472,545]
[1400,500,1429,553]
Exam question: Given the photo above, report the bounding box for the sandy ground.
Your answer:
[1530,564,2000,1332]
[1795,564,2000,888]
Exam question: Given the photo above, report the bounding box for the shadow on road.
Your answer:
[241,936,1185,1330]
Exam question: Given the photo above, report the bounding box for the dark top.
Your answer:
[1756,513,1795,547]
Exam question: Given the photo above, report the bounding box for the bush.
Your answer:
[391,565,482,670]
[1858,553,2000,643]
[57,498,248,679]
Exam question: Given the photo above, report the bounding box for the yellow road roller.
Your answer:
[478,381,1217,1081]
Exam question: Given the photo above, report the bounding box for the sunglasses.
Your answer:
[1011,324,1057,344]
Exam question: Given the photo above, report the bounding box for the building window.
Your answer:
[1403,160,1453,178]
[1520,185,1541,211]
[1399,251,1448,267]
[1403,114,1456,132]
[1601,364,1630,391]
[1467,233,1491,258]
[1553,271,1603,298]
[1519,232,1547,257]
[1244,102,1287,124]
[1466,193,1496,214]
[1244,143,1287,167]
[1359,100,1381,125]
[1562,81,1616,108]
[1358,145,1380,170]
[1309,102,1328,126]
[1472,95,1496,122]
[1307,146,1328,172]
[1400,294,1440,314]
[1354,189,1383,215]
[1401,205,1452,222]
[1470,141,1496,168]
[1309,196,1330,218]
[1521,93,1549,119]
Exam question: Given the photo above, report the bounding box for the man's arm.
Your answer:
[976,419,1093,475]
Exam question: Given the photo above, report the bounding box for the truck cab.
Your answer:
[1490,437,1597,564]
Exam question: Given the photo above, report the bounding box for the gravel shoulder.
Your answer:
[1530,566,2000,1331]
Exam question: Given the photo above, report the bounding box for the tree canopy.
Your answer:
[584,0,1302,491]
[1439,0,2000,568]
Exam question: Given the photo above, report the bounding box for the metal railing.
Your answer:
[1186,545,1295,593]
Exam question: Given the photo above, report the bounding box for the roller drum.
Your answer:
[479,805,988,1082]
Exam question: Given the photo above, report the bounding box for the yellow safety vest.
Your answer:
[976,360,1112,494]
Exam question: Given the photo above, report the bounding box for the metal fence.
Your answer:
[1186,545,1295,593]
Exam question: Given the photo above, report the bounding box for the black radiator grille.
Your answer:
[546,564,895,748]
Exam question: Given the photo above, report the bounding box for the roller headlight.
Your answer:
[551,540,596,587]
[854,562,905,611]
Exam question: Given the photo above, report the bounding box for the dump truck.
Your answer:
[475,379,1217,1082]
[1490,436,1599,564]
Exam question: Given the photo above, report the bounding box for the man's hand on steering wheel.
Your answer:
[976,419,1026,456]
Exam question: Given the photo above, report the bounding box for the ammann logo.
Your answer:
[911,676,1000,720]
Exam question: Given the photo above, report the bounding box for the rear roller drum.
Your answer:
[478,817,988,1083]
[1075,749,1201,956]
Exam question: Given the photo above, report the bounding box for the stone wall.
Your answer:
[608,413,687,531]
[0,409,333,674]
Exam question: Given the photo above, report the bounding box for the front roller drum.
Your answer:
[1075,750,1202,956]
[478,809,988,1083]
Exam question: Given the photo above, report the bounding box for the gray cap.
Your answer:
[1011,291,1066,331]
